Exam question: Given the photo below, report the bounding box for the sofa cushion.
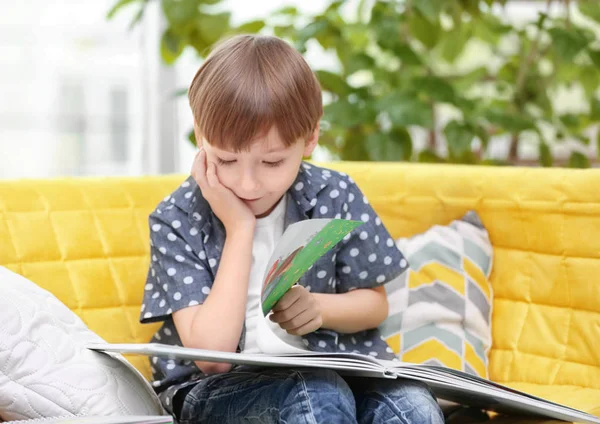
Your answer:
[0,266,165,421]
[380,211,493,378]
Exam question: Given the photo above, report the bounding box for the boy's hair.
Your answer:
[188,34,323,152]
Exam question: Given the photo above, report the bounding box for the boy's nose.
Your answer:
[239,170,261,193]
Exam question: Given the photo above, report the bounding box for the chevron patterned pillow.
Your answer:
[380,211,493,378]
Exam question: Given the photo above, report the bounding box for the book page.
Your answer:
[260,218,362,315]
[256,313,309,354]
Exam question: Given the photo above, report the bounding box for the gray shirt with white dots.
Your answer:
[140,162,409,413]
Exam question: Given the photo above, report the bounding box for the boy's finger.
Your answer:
[191,148,208,190]
[269,300,306,324]
[272,288,301,312]
[276,308,312,331]
[287,316,322,336]
[206,161,219,188]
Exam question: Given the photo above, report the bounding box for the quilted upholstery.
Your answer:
[0,266,164,421]
[1,163,599,422]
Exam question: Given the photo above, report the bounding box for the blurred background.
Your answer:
[0,0,598,180]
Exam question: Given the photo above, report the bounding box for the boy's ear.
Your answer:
[303,122,320,157]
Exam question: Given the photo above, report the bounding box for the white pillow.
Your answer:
[0,266,166,422]
[380,211,494,378]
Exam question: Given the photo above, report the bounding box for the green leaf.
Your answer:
[473,124,490,149]
[273,25,294,38]
[162,0,200,25]
[580,66,600,96]
[453,67,488,91]
[539,141,553,167]
[128,6,145,30]
[559,113,584,131]
[196,12,231,46]
[323,100,365,128]
[569,151,590,168]
[444,120,474,159]
[187,129,197,148]
[106,0,141,19]
[479,158,510,166]
[460,0,483,16]
[365,128,413,161]
[343,53,375,75]
[343,24,370,50]
[389,127,414,160]
[412,76,457,104]
[418,149,446,163]
[295,19,329,51]
[160,29,185,64]
[484,109,536,133]
[588,49,600,68]
[234,20,265,34]
[325,0,344,14]
[172,87,188,98]
[340,130,371,160]
[274,6,298,16]
[316,70,352,96]
[439,28,469,63]
[358,0,370,21]
[393,43,423,66]
[591,97,600,121]
[408,11,442,50]
[578,1,600,24]
[413,0,445,24]
[554,60,580,87]
[473,14,510,45]
[549,27,590,62]
[188,32,211,56]
[377,92,433,128]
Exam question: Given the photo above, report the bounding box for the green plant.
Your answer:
[108,0,600,167]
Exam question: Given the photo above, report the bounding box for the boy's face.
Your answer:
[198,125,319,218]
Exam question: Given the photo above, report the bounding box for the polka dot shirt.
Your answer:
[139,162,409,413]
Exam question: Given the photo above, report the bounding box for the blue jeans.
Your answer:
[176,367,445,424]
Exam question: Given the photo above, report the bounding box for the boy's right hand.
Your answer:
[191,148,256,233]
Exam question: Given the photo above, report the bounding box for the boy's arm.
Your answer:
[172,146,257,374]
[313,286,388,334]
[172,226,254,374]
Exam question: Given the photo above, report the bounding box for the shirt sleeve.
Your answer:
[140,208,213,323]
[333,176,409,293]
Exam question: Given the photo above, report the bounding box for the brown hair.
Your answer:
[188,34,323,152]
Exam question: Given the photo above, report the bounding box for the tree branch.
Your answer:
[508,0,552,162]
[428,103,437,150]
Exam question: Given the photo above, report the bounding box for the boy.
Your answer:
[140,34,444,423]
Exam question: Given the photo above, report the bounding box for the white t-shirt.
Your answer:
[241,196,308,354]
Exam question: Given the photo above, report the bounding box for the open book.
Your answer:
[87,343,600,424]
[88,218,599,423]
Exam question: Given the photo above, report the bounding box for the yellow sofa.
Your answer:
[1,162,599,422]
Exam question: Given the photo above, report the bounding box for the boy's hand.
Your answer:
[269,286,322,336]
[191,148,255,233]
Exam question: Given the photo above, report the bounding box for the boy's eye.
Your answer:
[263,160,284,167]
[217,158,236,166]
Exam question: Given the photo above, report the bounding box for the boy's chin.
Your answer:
[254,204,275,219]
[252,199,281,218]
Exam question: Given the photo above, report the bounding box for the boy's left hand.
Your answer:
[269,286,322,336]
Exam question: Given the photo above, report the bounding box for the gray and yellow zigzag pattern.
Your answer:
[379,211,494,378]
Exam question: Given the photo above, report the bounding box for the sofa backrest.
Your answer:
[1,162,599,390]
[323,162,600,393]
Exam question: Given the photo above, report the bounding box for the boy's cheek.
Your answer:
[213,165,234,186]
